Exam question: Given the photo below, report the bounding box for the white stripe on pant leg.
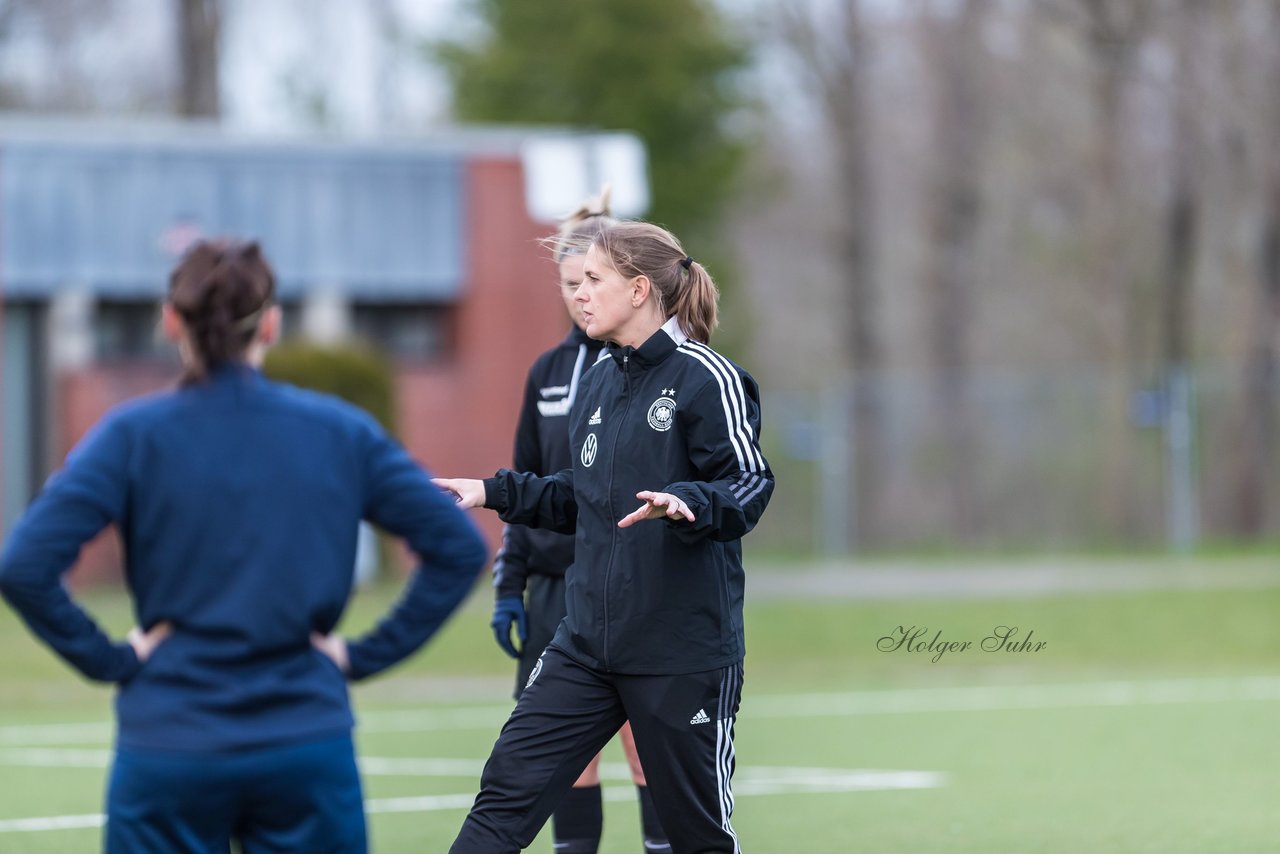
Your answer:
[715,675,729,846]
[716,666,741,853]
[727,668,741,854]
[719,716,739,852]
[724,715,738,830]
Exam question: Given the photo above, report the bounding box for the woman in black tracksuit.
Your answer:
[437,221,774,853]
[490,194,667,853]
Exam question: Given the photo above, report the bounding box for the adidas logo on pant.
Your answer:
[690,708,711,725]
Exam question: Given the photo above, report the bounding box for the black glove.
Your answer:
[491,595,528,659]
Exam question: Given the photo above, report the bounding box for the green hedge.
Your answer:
[263,343,396,434]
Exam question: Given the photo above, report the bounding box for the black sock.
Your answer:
[552,784,603,854]
[637,784,670,851]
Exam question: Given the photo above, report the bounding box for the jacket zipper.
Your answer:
[602,352,633,670]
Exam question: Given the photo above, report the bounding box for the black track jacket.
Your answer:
[483,318,774,675]
[492,325,605,599]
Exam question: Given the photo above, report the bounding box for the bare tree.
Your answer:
[1080,0,1152,541]
[1155,0,1205,549]
[0,0,120,109]
[371,0,401,131]
[1082,0,1152,368]
[177,0,220,117]
[1232,1,1280,534]
[777,0,885,547]
[1039,0,1153,537]
[919,0,991,539]
[0,0,23,107]
[0,1,18,37]
[1160,2,1199,376]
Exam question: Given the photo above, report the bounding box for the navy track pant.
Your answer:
[105,733,366,853]
[450,645,744,853]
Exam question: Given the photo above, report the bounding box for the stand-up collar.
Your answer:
[606,316,689,371]
[191,361,265,394]
[208,362,262,382]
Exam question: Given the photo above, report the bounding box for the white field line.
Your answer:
[0,723,111,746]
[0,749,937,793]
[363,793,478,815]
[355,674,1280,732]
[365,768,947,818]
[358,706,511,734]
[2,674,1278,750]
[0,751,490,778]
[0,814,105,833]
[359,756,485,776]
[743,675,1280,718]
[0,767,945,833]
[5,675,1271,834]
[0,748,113,768]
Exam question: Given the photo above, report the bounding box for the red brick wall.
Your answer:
[397,157,570,554]
[61,366,175,585]
[60,154,569,584]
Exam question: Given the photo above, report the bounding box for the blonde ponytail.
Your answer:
[592,222,720,343]
[669,260,718,343]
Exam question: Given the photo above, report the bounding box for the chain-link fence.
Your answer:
[755,363,1280,556]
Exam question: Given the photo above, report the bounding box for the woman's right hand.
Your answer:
[126,621,172,663]
[311,632,350,674]
[431,478,486,509]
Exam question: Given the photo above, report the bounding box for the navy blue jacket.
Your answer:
[0,365,488,752]
[485,318,774,675]
[492,325,605,599]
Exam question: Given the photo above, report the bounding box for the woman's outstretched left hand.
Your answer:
[431,477,486,509]
[618,491,695,528]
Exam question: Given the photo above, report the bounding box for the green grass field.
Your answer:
[1,557,1278,852]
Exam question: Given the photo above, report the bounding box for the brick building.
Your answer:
[0,117,647,581]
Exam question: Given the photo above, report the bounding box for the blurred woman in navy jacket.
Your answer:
[0,240,488,853]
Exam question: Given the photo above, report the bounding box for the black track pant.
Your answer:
[450,645,743,853]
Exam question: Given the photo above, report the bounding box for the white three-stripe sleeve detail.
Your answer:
[730,473,759,499]
[737,475,770,507]
[730,473,769,507]
[701,346,766,472]
[689,342,762,446]
[685,343,766,472]
[681,345,753,471]
[676,347,755,474]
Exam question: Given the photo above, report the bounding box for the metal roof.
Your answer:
[0,117,592,300]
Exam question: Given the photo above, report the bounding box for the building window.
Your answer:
[96,300,168,361]
[352,303,450,361]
